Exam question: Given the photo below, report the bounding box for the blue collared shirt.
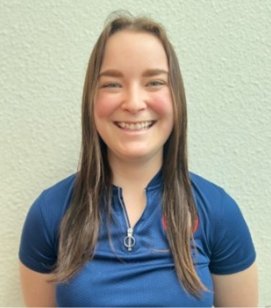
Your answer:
[19,172,256,306]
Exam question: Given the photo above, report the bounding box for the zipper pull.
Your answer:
[124,227,136,251]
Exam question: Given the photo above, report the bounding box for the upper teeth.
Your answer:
[116,121,153,130]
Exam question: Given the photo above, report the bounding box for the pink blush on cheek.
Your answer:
[94,96,118,118]
[149,93,173,115]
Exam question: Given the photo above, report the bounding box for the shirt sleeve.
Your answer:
[209,190,256,275]
[19,192,57,273]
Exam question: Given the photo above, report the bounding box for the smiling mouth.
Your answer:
[114,121,155,131]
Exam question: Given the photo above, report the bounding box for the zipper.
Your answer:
[117,188,136,251]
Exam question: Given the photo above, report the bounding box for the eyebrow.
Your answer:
[142,69,168,77]
[98,68,168,78]
[99,70,123,78]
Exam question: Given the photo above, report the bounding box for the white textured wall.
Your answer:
[1,0,270,306]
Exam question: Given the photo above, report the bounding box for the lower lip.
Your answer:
[115,123,154,134]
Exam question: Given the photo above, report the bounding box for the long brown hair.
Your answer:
[53,12,206,297]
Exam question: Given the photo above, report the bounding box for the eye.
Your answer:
[100,82,122,89]
[146,80,166,87]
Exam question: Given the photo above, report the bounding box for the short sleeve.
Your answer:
[19,192,57,273]
[209,191,256,274]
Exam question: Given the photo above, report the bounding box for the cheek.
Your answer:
[150,92,173,116]
[94,93,119,118]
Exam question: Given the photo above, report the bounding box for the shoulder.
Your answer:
[37,173,76,226]
[189,172,238,217]
[189,171,243,234]
[19,174,77,272]
[190,172,226,201]
[190,172,256,274]
[42,173,76,199]
[25,173,77,245]
[41,173,76,209]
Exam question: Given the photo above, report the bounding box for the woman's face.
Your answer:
[94,30,173,165]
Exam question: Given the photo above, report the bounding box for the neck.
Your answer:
[109,155,162,190]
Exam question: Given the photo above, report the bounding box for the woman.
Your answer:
[19,13,258,307]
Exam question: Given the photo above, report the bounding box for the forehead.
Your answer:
[101,30,168,70]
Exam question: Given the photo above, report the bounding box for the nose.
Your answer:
[121,84,147,113]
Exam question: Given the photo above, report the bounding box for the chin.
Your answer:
[119,148,162,162]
